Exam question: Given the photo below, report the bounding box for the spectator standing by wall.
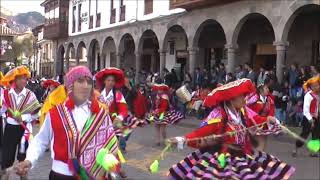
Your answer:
[245,63,257,85]
[288,64,299,100]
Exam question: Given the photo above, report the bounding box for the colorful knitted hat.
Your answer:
[65,66,93,92]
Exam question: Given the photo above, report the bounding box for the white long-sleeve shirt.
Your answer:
[26,101,91,176]
[303,91,319,122]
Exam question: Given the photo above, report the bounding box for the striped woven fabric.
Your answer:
[255,123,283,136]
[145,109,184,125]
[168,150,295,180]
[114,115,146,137]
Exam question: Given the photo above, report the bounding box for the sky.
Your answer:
[1,0,44,15]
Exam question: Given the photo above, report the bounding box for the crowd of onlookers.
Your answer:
[24,63,320,127]
[127,63,320,127]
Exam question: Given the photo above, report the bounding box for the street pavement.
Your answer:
[7,118,320,180]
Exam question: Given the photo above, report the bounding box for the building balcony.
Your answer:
[170,0,241,10]
[43,19,68,39]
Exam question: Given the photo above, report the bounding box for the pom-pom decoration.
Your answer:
[307,139,320,153]
[96,148,119,172]
[149,160,159,174]
[218,153,226,168]
[159,113,164,121]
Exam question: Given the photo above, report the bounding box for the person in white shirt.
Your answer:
[0,66,40,179]
[293,76,320,157]
[15,66,121,180]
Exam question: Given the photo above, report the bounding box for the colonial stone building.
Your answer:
[48,0,320,82]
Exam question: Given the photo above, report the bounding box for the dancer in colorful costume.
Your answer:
[15,66,122,179]
[293,76,320,157]
[168,79,295,180]
[0,71,4,148]
[148,84,183,146]
[39,79,63,127]
[95,67,129,178]
[0,66,40,179]
[247,82,281,151]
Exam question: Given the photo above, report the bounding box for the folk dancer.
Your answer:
[168,79,295,180]
[247,83,281,151]
[293,76,320,157]
[148,84,183,146]
[0,66,40,179]
[15,66,122,179]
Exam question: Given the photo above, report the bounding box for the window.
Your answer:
[72,6,76,33]
[78,4,82,32]
[119,0,125,22]
[110,0,115,24]
[144,0,153,15]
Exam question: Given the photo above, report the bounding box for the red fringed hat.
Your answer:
[203,78,256,108]
[152,84,170,92]
[95,67,125,89]
[42,79,60,89]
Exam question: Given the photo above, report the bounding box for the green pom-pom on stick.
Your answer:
[149,160,159,174]
[159,113,164,121]
[218,153,226,168]
[307,139,320,153]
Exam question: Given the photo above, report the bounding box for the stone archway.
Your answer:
[138,30,160,74]
[56,45,65,77]
[119,33,135,70]
[163,25,188,80]
[234,13,275,71]
[66,43,76,71]
[193,19,226,70]
[88,39,101,71]
[102,37,117,68]
[283,4,320,66]
[76,41,87,67]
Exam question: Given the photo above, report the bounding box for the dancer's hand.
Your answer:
[267,116,276,124]
[15,160,32,176]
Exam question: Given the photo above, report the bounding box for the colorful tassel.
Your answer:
[71,158,81,173]
[149,160,159,174]
[112,113,118,118]
[218,153,226,168]
[117,149,126,163]
[79,166,89,180]
[307,139,320,153]
[149,115,154,121]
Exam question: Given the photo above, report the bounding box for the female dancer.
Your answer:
[168,79,295,180]
[149,84,183,146]
[248,82,281,151]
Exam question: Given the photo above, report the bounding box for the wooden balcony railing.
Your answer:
[43,19,68,39]
[96,13,101,27]
[110,8,116,24]
[120,5,126,22]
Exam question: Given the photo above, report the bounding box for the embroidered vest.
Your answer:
[310,92,319,119]
[4,89,40,118]
[50,103,118,178]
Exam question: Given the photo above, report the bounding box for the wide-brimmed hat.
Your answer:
[42,79,61,89]
[95,67,125,89]
[303,76,320,92]
[203,78,256,108]
[1,66,31,87]
[152,84,170,92]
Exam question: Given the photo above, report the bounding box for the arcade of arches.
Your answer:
[57,2,320,83]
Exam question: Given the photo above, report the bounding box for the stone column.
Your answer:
[65,57,70,72]
[159,50,166,78]
[274,41,289,83]
[135,51,141,84]
[225,44,238,73]
[116,53,121,68]
[188,47,198,76]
